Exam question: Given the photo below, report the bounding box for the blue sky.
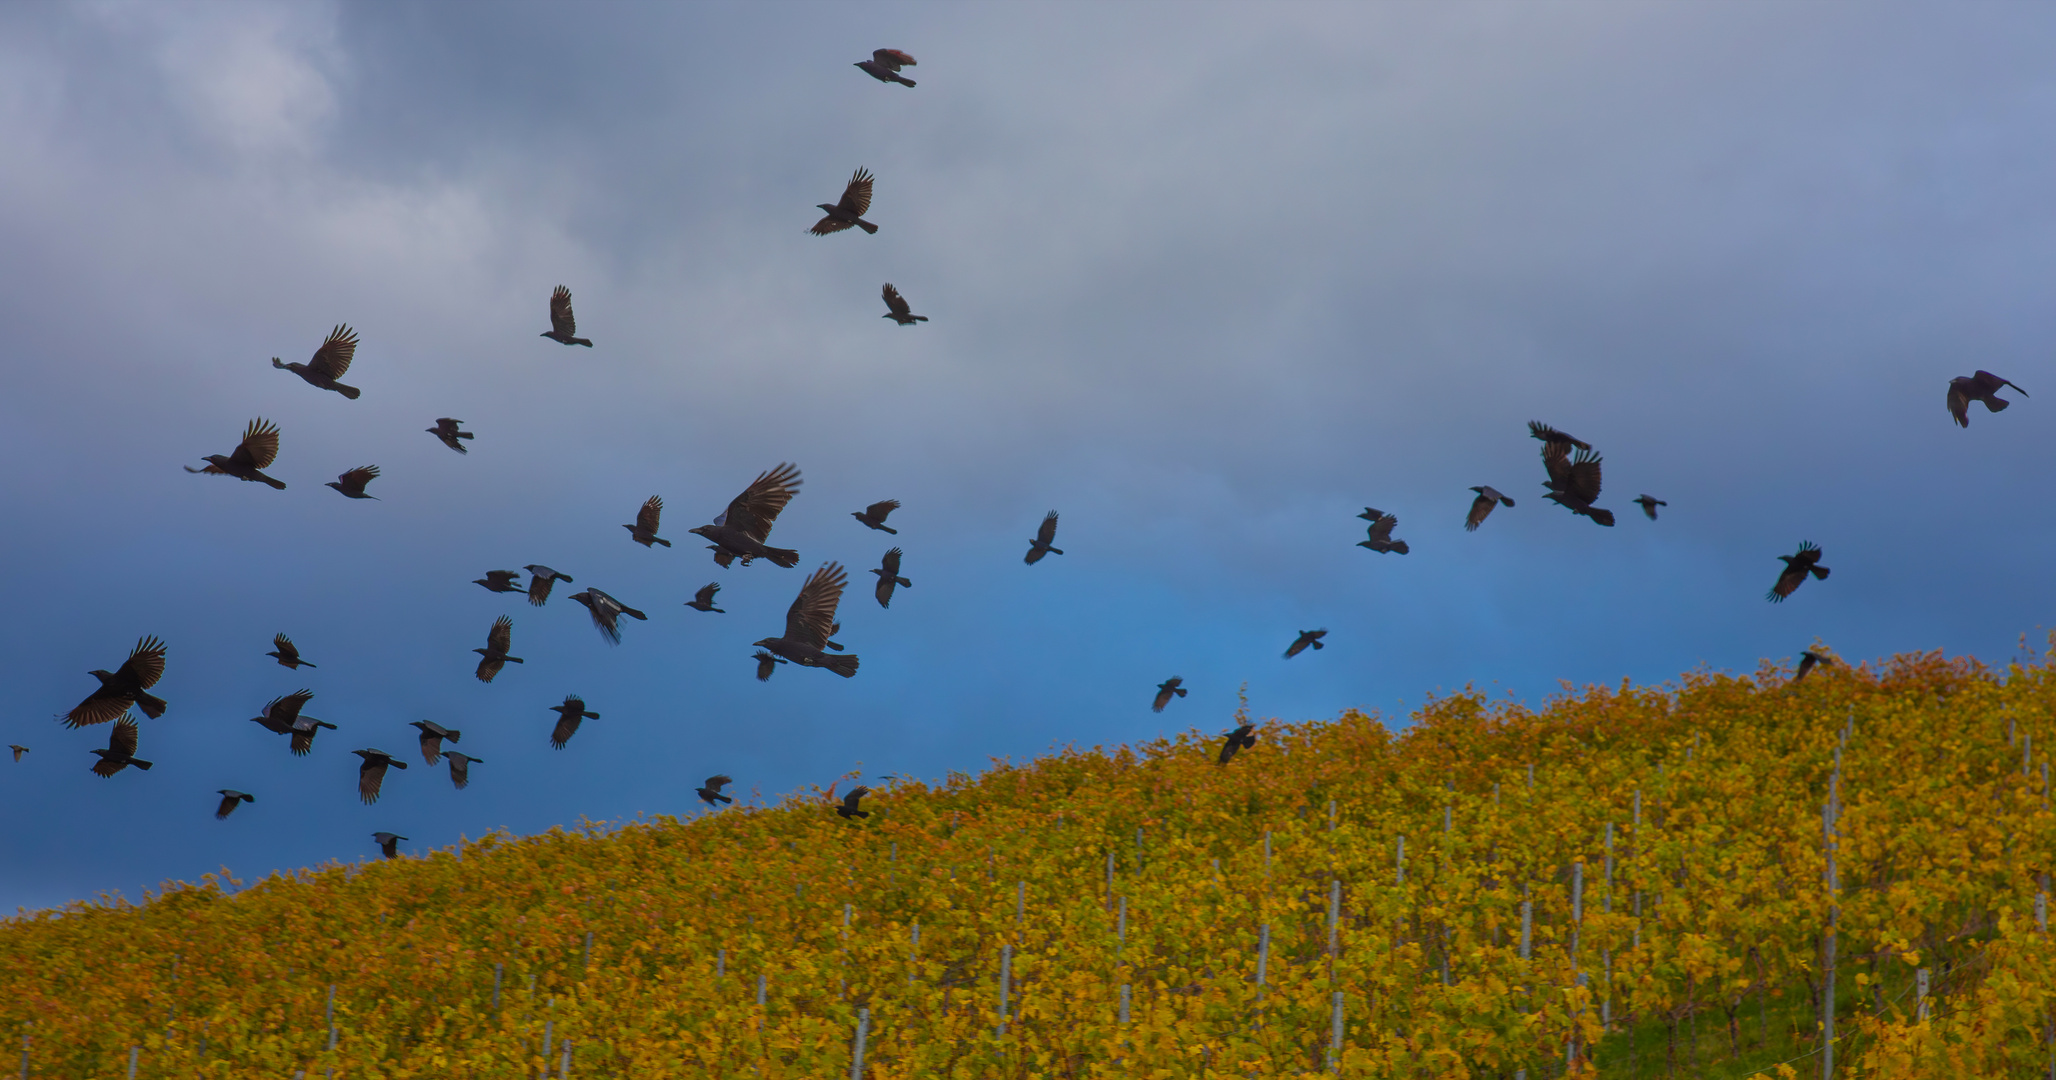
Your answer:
[2,1,2051,913]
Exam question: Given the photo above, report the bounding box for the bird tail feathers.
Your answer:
[823,654,860,678]
[135,692,168,719]
[1391,541,1410,554]
[764,547,801,568]
[655,538,672,547]
[1588,508,1616,527]
[262,475,287,490]
[1812,566,1831,580]
[131,759,154,770]
[335,383,361,400]
[858,221,879,235]
[1989,398,2010,412]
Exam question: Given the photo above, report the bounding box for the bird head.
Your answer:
[752,637,781,651]
[687,525,713,540]
[324,482,344,493]
[202,455,234,469]
[817,203,838,213]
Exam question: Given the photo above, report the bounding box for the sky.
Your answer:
[1,1,2052,914]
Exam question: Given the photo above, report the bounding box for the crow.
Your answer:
[1540,443,1615,526]
[690,463,803,568]
[837,785,873,819]
[1356,509,1409,554]
[1794,650,1834,683]
[685,582,725,613]
[570,589,647,645]
[1634,495,1667,521]
[524,565,572,607]
[881,283,928,325]
[623,495,671,548]
[1948,370,2027,428]
[1527,421,1592,452]
[872,547,911,608]
[443,751,480,790]
[1284,629,1327,659]
[326,465,380,500]
[1218,724,1257,766]
[754,563,860,677]
[851,499,901,534]
[8,745,25,763]
[1768,542,1830,603]
[90,717,152,777]
[214,789,255,820]
[476,569,524,594]
[1025,511,1063,564]
[353,748,406,805]
[810,169,878,235]
[752,649,787,682]
[548,696,599,749]
[855,48,917,86]
[542,285,593,346]
[372,832,407,859]
[473,615,523,682]
[1152,677,1187,713]
[266,633,315,669]
[186,418,287,489]
[409,720,461,766]
[273,325,361,399]
[427,418,473,454]
[248,690,335,756]
[1466,486,1515,532]
[697,774,735,807]
[64,636,168,728]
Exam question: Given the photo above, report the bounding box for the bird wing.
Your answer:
[308,325,358,380]
[880,547,903,576]
[841,785,870,812]
[707,774,732,792]
[839,169,874,216]
[809,215,856,236]
[214,793,238,819]
[1540,441,1572,488]
[1975,370,2026,396]
[418,729,443,762]
[637,496,663,534]
[1465,493,1494,531]
[487,615,513,653]
[1946,381,1973,427]
[1036,511,1058,545]
[784,563,849,649]
[118,636,169,690]
[1770,564,1806,600]
[527,573,555,606]
[866,499,900,521]
[1367,515,1397,543]
[874,48,916,68]
[1565,450,1604,503]
[271,633,298,661]
[358,758,387,804]
[268,689,314,727]
[339,466,378,491]
[551,286,577,337]
[723,463,803,543]
[108,718,140,758]
[235,419,282,470]
[550,712,581,748]
[1527,421,1590,450]
[882,283,911,317]
[449,754,471,788]
[695,582,719,605]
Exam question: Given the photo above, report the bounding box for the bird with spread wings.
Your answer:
[690,463,803,568]
[273,325,361,399]
[186,418,286,490]
[754,563,860,677]
[811,169,878,235]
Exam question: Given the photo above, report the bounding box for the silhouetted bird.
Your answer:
[524,565,572,606]
[854,48,916,86]
[1794,650,1834,682]
[871,547,911,608]
[1634,495,1667,521]
[372,832,407,859]
[881,283,927,325]
[64,636,168,728]
[548,696,599,749]
[1218,724,1257,766]
[214,789,254,820]
[326,465,380,500]
[1356,509,1409,554]
[8,745,24,762]
[851,499,901,534]
[90,717,151,777]
[690,463,803,568]
[1466,486,1515,532]
[752,649,787,682]
[476,569,524,594]
[273,325,361,399]
[266,633,315,669]
[443,751,480,790]
[685,582,725,613]
[353,748,406,805]
[249,690,335,756]
[754,563,860,677]
[837,785,873,819]
[1948,370,2027,428]
[474,615,523,681]
[1540,444,1615,526]
[409,719,461,765]
[427,418,473,453]
[1527,421,1592,452]
[186,418,286,489]
[697,774,735,806]
[1152,677,1187,713]
[810,169,878,235]
[541,285,592,346]
[1284,629,1327,659]
[1768,542,1830,603]
[624,495,671,547]
[1024,511,1063,564]
[570,588,647,645]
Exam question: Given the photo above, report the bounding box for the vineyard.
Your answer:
[4,646,2055,1079]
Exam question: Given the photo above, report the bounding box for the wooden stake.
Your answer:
[850,1008,870,1080]
[997,944,1012,1036]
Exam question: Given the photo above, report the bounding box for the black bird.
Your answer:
[569,589,647,645]
[1768,542,1830,603]
[1284,629,1327,659]
[266,633,315,670]
[1465,486,1514,532]
[548,696,599,749]
[1948,370,2027,428]
[409,720,461,766]
[1527,421,1592,452]
[1634,495,1667,521]
[1024,511,1063,564]
[1540,443,1615,526]
[213,789,255,820]
[881,284,927,325]
[249,690,335,756]
[690,463,803,568]
[475,569,524,594]
[372,832,407,859]
[810,169,878,235]
[541,285,592,347]
[443,751,480,790]
[754,564,860,677]
[186,418,286,489]
[854,48,917,86]
[90,717,152,777]
[685,582,725,613]
[524,565,572,607]
[624,496,671,548]
[474,615,523,681]
[1152,677,1187,713]
[326,465,380,500]
[851,499,901,534]
[1218,724,1257,766]
[427,418,473,454]
[751,649,787,682]
[836,785,873,819]
[1356,509,1409,554]
[352,749,406,805]
[697,774,735,807]
[1794,650,1834,683]
[273,325,361,399]
[64,636,168,728]
[8,745,25,762]
[871,547,911,608]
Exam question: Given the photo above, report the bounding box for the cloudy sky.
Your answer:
[2,1,2051,913]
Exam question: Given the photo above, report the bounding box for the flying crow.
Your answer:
[1024,511,1063,564]
[624,496,671,548]
[214,789,254,820]
[1634,495,1667,521]
[476,569,524,594]
[1465,486,1514,532]
[690,463,803,568]
[871,547,911,608]
[570,589,647,645]
[524,565,572,607]
[409,719,461,766]
[266,633,315,669]
[1218,724,1257,766]
[1768,542,1830,603]
[1948,370,2027,428]
[548,696,599,749]
[810,169,878,235]
[1527,421,1592,452]
[326,465,380,500]
[836,785,873,819]
[1794,650,1834,682]
[1284,629,1327,659]
[372,832,407,859]
[474,615,523,681]
[881,283,928,324]
[353,749,406,805]
[186,418,286,489]
[443,751,480,790]
[1356,509,1409,554]
[697,774,735,807]
[542,285,593,346]
[754,563,860,677]
[851,499,901,534]
[855,49,916,86]
[273,325,361,399]
[1540,443,1615,526]
[427,418,473,453]
[685,582,725,613]
[8,745,25,762]
[1152,677,1187,713]
[752,649,787,682]
[90,717,152,777]
[249,690,334,756]
[64,636,168,728]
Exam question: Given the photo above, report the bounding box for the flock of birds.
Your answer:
[10,49,2037,863]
